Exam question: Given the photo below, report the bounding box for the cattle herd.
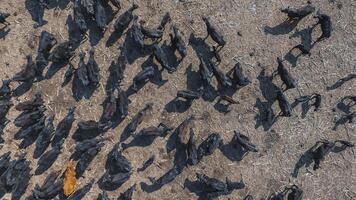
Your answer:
[0,0,355,200]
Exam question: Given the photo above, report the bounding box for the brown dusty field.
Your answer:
[0,0,355,199]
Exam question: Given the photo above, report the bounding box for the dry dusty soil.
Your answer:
[0,0,355,199]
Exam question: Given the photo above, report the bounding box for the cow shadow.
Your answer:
[290,26,315,49]
[126,55,168,97]
[254,70,278,131]
[332,113,354,130]
[161,41,181,71]
[141,143,186,193]
[46,0,71,10]
[0,27,10,39]
[71,72,97,102]
[264,19,299,35]
[284,27,315,67]
[66,15,85,47]
[291,96,313,119]
[220,140,247,162]
[291,145,316,178]
[165,98,193,113]
[254,98,276,131]
[25,0,47,28]
[327,74,356,91]
[189,33,218,102]
[45,62,68,80]
[12,82,34,97]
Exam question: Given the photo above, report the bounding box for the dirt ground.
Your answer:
[0,0,355,199]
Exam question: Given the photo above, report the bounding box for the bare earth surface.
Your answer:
[0,0,355,199]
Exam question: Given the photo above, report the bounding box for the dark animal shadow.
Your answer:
[283,46,313,68]
[161,41,181,70]
[291,146,315,178]
[264,19,299,35]
[71,72,97,102]
[121,28,152,64]
[141,144,186,193]
[47,16,81,82]
[165,98,192,113]
[189,33,213,64]
[0,119,8,143]
[300,101,311,119]
[66,15,84,48]
[12,82,33,97]
[105,56,125,91]
[87,1,118,46]
[213,70,241,114]
[332,97,355,130]
[119,122,135,143]
[186,64,202,91]
[257,69,278,103]
[0,188,4,198]
[290,27,315,50]
[214,101,231,114]
[126,69,154,97]
[19,134,38,149]
[216,80,239,96]
[57,0,70,9]
[97,172,131,191]
[189,34,218,102]
[45,62,68,80]
[183,178,235,200]
[25,0,47,28]
[109,111,125,130]
[291,97,312,119]
[46,0,70,10]
[254,98,276,131]
[186,64,211,111]
[284,27,315,67]
[217,71,240,97]
[332,114,354,131]
[0,28,10,39]
[103,3,117,23]
[106,8,138,47]
[34,155,60,175]
[123,135,161,150]
[71,127,106,141]
[165,129,178,153]
[106,30,124,47]
[86,18,105,47]
[61,65,74,87]
[331,143,354,153]
[58,182,93,200]
[99,96,125,129]
[105,61,121,92]
[122,125,172,150]
[327,74,356,91]
[126,82,147,97]
[126,56,167,97]
[219,141,247,162]
[142,55,168,87]
[14,126,33,140]
[201,80,217,102]
[283,50,299,68]
[140,167,181,193]
[292,141,354,177]
[183,179,204,199]
[254,70,278,131]
[267,191,288,200]
[336,96,355,114]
